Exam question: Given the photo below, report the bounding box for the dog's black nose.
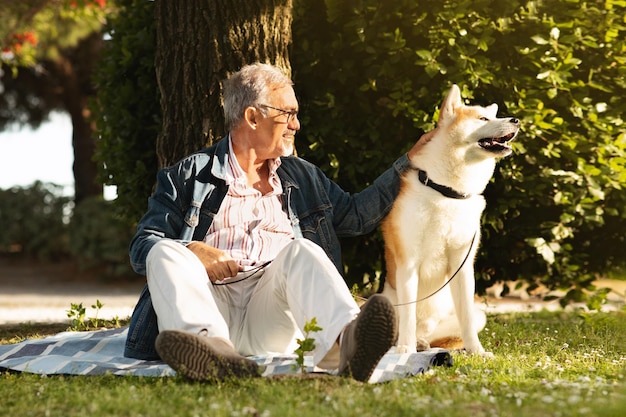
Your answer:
[510,118,520,124]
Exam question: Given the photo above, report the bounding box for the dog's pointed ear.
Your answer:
[486,103,498,117]
[438,84,463,123]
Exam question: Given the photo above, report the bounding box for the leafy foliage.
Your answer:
[0,183,133,277]
[0,0,109,67]
[0,182,71,260]
[67,196,134,276]
[93,0,626,303]
[292,0,626,302]
[93,0,160,224]
[0,0,111,129]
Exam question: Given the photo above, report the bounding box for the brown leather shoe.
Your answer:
[155,330,261,381]
[338,294,397,382]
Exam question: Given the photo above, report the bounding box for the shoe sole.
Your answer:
[155,330,260,381]
[340,294,398,382]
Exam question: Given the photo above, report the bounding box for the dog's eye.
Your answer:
[479,116,489,121]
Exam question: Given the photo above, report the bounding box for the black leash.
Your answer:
[393,230,477,306]
[359,230,478,306]
[374,168,476,306]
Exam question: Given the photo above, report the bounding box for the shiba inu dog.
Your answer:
[381,85,520,354]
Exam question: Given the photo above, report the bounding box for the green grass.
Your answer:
[1,310,625,417]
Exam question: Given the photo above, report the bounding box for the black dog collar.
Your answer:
[417,169,472,199]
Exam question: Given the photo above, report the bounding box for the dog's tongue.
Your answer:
[497,132,516,143]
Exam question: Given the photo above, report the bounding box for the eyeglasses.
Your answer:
[257,104,298,123]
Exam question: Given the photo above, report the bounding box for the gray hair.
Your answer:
[222,63,294,131]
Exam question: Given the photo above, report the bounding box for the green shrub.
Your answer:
[0,183,134,277]
[93,0,160,226]
[94,0,626,304]
[68,196,134,277]
[292,0,626,303]
[0,182,70,260]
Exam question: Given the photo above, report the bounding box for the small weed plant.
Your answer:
[66,300,120,331]
[90,299,103,328]
[293,317,322,373]
[66,302,87,331]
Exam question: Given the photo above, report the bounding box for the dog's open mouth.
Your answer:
[478,132,516,153]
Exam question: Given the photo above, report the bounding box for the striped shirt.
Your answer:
[203,139,294,269]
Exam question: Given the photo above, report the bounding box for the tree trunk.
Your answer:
[48,32,104,203]
[154,0,293,168]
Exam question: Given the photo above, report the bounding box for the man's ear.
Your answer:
[244,106,259,129]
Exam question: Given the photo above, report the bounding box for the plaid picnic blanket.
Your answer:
[0,327,452,383]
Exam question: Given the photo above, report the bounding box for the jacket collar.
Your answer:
[210,135,231,181]
[210,135,300,191]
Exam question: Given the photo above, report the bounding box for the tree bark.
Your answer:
[154,0,293,168]
[47,32,104,203]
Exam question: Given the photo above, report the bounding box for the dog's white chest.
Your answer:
[393,178,485,255]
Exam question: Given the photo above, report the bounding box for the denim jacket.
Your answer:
[124,136,413,359]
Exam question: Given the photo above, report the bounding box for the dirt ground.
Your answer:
[1,258,624,326]
[0,258,144,325]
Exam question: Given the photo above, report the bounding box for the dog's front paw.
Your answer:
[463,350,494,359]
[463,345,494,358]
[395,345,416,354]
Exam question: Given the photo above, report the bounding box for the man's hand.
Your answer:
[407,128,437,161]
[186,242,240,283]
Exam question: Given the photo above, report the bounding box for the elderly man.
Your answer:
[124,63,429,382]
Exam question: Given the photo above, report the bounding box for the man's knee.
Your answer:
[287,238,316,251]
[285,238,327,260]
[147,239,187,264]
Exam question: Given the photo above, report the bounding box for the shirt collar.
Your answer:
[226,136,282,192]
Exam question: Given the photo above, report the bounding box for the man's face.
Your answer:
[256,86,300,158]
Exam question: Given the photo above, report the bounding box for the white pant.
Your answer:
[146,238,360,365]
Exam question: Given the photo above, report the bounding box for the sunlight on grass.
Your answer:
[1,310,625,417]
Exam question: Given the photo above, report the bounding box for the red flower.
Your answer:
[23,32,38,46]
